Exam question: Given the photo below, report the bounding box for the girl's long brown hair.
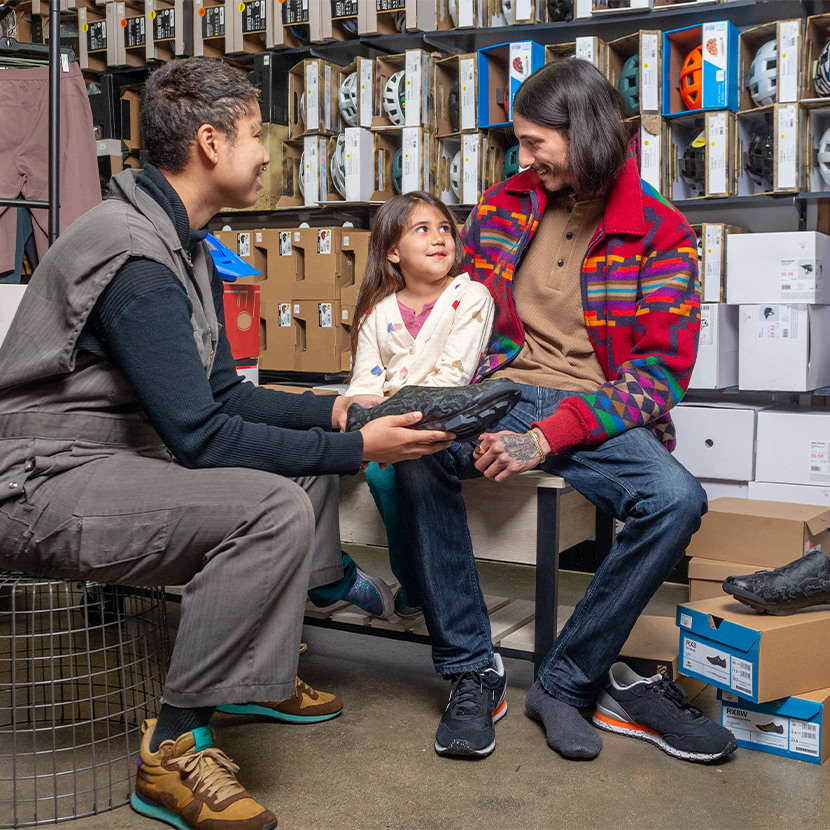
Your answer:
[350,190,464,361]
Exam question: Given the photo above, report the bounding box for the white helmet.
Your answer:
[817,127,830,186]
[501,0,515,24]
[447,0,457,26]
[331,134,347,199]
[449,151,462,199]
[749,39,777,106]
[816,41,830,97]
[392,10,406,32]
[383,70,406,126]
[338,72,358,127]
[298,151,306,197]
[299,92,306,128]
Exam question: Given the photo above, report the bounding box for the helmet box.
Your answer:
[738,21,802,112]
[335,58,373,129]
[372,50,436,131]
[439,138,462,205]
[371,130,404,200]
[669,111,735,200]
[339,127,374,202]
[736,105,802,195]
[288,58,341,140]
[608,31,663,119]
[477,40,545,128]
[805,15,830,102]
[808,111,830,192]
[663,21,740,117]
[435,54,477,137]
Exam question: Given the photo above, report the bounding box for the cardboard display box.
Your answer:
[738,303,830,392]
[738,21,802,114]
[193,0,232,58]
[690,223,747,303]
[477,40,545,128]
[735,105,803,195]
[481,128,516,191]
[288,59,341,139]
[677,596,830,704]
[338,232,370,307]
[749,481,830,508]
[668,111,734,200]
[607,31,662,120]
[720,687,830,764]
[145,0,193,61]
[688,557,746,603]
[372,51,435,132]
[293,299,348,373]
[359,0,451,34]
[293,228,367,302]
[671,402,762,480]
[228,0,275,54]
[78,4,109,71]
[340,128,375,202]
[544,37,607,76]
[435,54,477,137]
[802,14,830,104]
[593,0,654,14]
[755,409,830,488]
[109,1,148,68]
[685,497,830,568]
[337,57,374,130]
[274,0,324,47]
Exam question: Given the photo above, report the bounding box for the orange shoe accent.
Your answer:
[593,710,661,738]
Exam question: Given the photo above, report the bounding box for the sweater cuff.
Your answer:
[531,402,592,457]
[324,429,365,474]
[301,391,338,430]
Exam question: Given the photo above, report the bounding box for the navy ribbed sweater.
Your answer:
[76,164,364,478]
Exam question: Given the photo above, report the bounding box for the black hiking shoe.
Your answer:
[345,378,522,442]
[434,655,507,758]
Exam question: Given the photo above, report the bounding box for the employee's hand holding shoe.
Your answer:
[360,411,453,464]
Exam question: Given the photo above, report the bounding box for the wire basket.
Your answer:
[0,573,169,827]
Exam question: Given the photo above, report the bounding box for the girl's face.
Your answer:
[386,203,456,285]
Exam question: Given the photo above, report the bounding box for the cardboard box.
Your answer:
[371,130,403,200]
[477,40,545,128]
[690,223,747,303]
[293,228,366,302]
[293,300,347,373]
[274,0,323,46]
[677,595,830,703]
[688,557,745,602]
[288,59,340,139]
[78,4,109,71]
[401,127,437,195]
[276,139,304,208]
[663,22,740,118]
[803,14,830,104]
[685,497,830,568]
[340,304,356,373]
[338,232,370,307]
[755,410,830,487]
[607,31,662,119]
[222,284,260,360]
[735,105,803,195]
[720,687,830,764]
[749,481,830,508]
[145,0,193,61]
[805,105,830,193]
[228,0,275,54]
[689,304,738,390]
[301,134,329,207]
[192,0,232,58]
[639,119,663,194]
[359,0,449,34]
[738,304,830,392]
[481,128,516,190]
[544,37,607,76]
[259,297,300,373]
[593,0,653,13]
[341,128,375,202]
[438,137,462,206]
[108,2,148,67]
[672,403,762,480]
[435,54,477,136]
[739,21,802,113]
[372,51,435,131]
[455,132,486,205]
[337,57,374,129]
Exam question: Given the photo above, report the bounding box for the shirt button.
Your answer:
[409,346,416,354]
[558,259,564,267]
[566,232,573,240]
[8,482,18,490]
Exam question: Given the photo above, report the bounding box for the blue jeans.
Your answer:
[393,385,707,707]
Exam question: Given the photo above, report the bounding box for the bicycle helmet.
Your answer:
[299,91,306,128]
[816,41,830,96]
[546,0,573,22]
[298,150,306,197]
[338,71,358,127]
[449,150,461,199]
[618,53,640,118]
[448,78,460,132]
[503,144,520,180]
[383,69,406,126]
[447,0,457,26]
[744,127,774,188]
[392,147,403,194]
[501,0,515,24]
[817,127,830,186]
[392,10,406,32]
[749,39,777,107]
[679,45,703,110]
[331,133,347,199]
[679,130,706,195]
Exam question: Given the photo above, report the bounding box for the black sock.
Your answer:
[150,703,215,752]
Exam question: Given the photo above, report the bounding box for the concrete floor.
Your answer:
[51,547,830,830]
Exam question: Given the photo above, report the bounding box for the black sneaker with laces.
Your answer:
[592,663,738,763]
[434,654,507,758]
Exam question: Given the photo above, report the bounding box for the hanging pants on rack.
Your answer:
[0,62,100,272]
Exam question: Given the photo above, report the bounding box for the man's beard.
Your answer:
[533,164,575,194]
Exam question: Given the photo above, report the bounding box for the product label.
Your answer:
[279,231,292,256]
[515,0,532,21]
[575,37,595,64]
[304,136,318,205]
[319,302,333,328]
[282,0,309,24]
[731,656,753,697]
[401,128,420,193]
[256,231,262,243]
[703,225,724,302]
[457,0,474,27]
[278,303,291,327]
[777,104,798,189]
[679,613,692,629]
[682,637,732,687]
[324,64,332,131]
[459,58,476,132]
[701,21,728,108]
[87,20,107,51]
[809,440,830,483]
[332,0,358,16]
[405,51,421,128]
[699,304,716,347]
[241,0,266,33]
[722,706,789,750]
[707,112,726,195]
[778,20,799,103]
[237,232,251,258]
[306,63,320,131]
[124,16,145,47]
[202,5,224,38]
[641,33,659,112]
[780,256,820,302]
[757,304,799,339]
[462,133,479,205]
[791,719,821,757]
[317,229,332,254]
[153,7,176,41]
[639,123,660,192]
[359,60,373,128]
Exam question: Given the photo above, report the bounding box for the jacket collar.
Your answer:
[502,154,646,237]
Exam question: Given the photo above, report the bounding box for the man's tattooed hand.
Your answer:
[500,433,539,469]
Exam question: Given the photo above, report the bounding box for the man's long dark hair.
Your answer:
[512,59,631,197]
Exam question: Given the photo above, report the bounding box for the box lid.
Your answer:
[708,497,830,536]
[688,557,756,580]
[679,595,830,633]
[719,687,830,720]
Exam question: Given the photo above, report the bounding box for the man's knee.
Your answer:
[660,464,707,532]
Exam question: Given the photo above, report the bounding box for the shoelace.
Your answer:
[294,676,317,700]
[449,672,485,715]
[649,678,704,720]
[169,747,245,802]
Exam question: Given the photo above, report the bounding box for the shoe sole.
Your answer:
[724,585,801,616]
[216,703,342,723]
[433,698,507,758]
[419,395,518,442]
[591,709,738,763]
[131,791,280,830]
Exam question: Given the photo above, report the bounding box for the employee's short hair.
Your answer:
[142,57,260,174]
[513,58,631,198]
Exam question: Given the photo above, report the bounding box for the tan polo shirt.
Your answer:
[492,193,607,393]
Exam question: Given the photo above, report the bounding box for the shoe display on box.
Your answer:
[345,378,522,443]
[706,655,727,669]
[392,585,423,620]
[216,676,343,724]
[592,663,738,763]
[345,567,395,618]
[722,550,830,614]
[434,654,507,758]
[131,720,278,830]
[756,721,784,734]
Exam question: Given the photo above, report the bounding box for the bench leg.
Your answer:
[534,487,560,678]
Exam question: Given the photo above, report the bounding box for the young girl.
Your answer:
[309,191,494,620]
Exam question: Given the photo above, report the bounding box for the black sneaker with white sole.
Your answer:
[345,378,522,443]
[592,663,738,763]
[435,654,507,758]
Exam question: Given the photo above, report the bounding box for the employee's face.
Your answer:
[216,105,270,209]
[513,113,575,193]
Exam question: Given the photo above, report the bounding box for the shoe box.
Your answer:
[685,497,830,568]
[687,304,739,390]
[677,595,830,703]
[293,300,349,374]
[688,557,747,602]
[748,481,830,508]
[222,284,261,361]
[719,687,830,764]
[0,285,26,350]
[754,409,830,487]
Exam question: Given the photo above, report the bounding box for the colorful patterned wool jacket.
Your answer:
[462,155,700,456]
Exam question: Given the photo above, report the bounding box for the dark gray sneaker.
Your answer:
[722,550,830,614]
[435,654,507,758]
[345,378,522,443]
[592,663,738,763]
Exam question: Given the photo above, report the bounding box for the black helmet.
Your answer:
[679,130,706,195]
[448,79,460,133]
[547,0,573,21]
[745,128,774,188]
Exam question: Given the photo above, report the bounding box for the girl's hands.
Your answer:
[332,394,384,431]
[472,429,551,482]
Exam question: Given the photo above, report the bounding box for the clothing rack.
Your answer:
[0,0,60,244]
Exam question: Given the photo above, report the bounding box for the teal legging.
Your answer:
[307,464,421,608]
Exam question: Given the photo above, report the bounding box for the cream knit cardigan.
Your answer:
[345,274,494,397]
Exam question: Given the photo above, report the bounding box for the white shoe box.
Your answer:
[738,304,830,391]
[689,304,739,390]
[748,480,830,507]
[755,409,830,487]
[699,479,750,501]
[727,231,830,304]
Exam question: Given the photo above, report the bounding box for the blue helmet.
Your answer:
[503,144,520,180]
[205,233,260,282]
[392,148,403,194]
[618,53,640,117]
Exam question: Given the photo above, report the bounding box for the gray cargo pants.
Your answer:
[0,451,343,708]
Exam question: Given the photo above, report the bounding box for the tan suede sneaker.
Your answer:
[216,676,343,723]
[131,719,278,830]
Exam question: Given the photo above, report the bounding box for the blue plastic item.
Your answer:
[205,233,260,282]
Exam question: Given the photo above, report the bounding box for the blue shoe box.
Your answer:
[719,687,830,764]
[676,597,830,704]
[477,41,545,128]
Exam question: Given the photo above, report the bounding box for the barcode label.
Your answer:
[731,657,753,697]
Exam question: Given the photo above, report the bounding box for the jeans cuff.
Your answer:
[537,675,597,709]
[439,654,493,679]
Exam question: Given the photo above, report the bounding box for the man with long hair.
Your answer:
[0,58,452,830]
[395,59,735,763]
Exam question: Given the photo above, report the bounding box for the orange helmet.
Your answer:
[679,45,703,110]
